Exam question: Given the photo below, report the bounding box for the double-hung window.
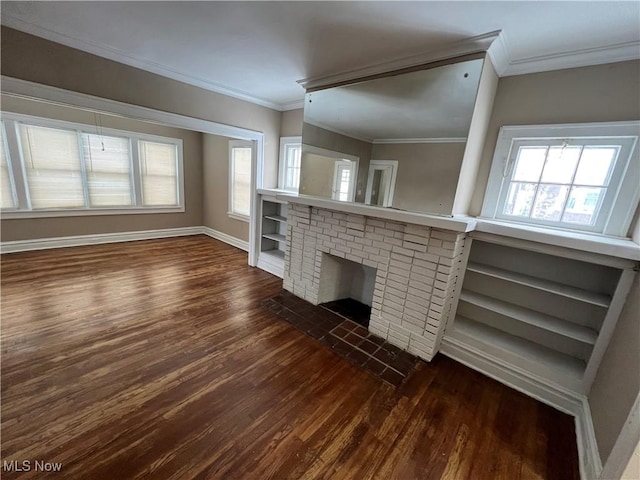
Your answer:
[228,140,253,220]
[1,113,183,217]
[278,136,302,191]
[482,122,639,237]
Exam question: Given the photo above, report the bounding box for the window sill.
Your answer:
[1,207,185,220]
[468,217,640,262]
[227,212,250,223]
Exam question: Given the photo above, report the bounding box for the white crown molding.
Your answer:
[304,119,373,144]
[502,40,640,77]
[2,14,288,112]
[280,99,305,111]
[373,137,467,145]
[487,31,511,76]
[298,31,500,91]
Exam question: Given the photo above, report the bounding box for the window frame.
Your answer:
[0,112,184,218]
[481,122,640,237]
[228,139,253,222]
[278,136,302,192]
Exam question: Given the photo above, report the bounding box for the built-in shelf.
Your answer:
[262,233,286,243]
[264,214,287,223]
[257,195,288,278]
[451,315,586,382]
[460,291,598,345]
[261,249,284,260]
[466,262,610,307]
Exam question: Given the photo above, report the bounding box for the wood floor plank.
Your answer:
[1,235,579,479]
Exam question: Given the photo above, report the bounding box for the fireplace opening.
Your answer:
[317,253,376,328]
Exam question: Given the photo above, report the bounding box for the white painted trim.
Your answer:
[1,77,265,142]
[227,212,250,223]
[576,398,603,480]
[257,252,285,278]
[298,31,500,90]
[372,137,467,144]
[503,40,640,78]
[601,392,640,480]
[0,227,202,253]
[201,226,249,252]
[364,160,398,207]
[439,337,602,480]
[304,119,373,144]
[278,136,302,191]
[1,15,288,111]
[487,30,511,76]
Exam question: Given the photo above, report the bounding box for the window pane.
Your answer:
[503,182,537,217]
[513,147,547,182]
[21,124,85,208]
[82,134,133,207]
[531,184,570,221]
[139,140,178,206]
[284,145,301,190]
[574,147,617,186]
[339,167,351,201]
[232,146,251,216]
[540,146,581,184]
[562,186,604,225]
[1,124,16,208]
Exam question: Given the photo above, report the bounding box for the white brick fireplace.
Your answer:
[283,202,468,361]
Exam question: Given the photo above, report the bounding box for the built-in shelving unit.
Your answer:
[256,193,288,278]
[445,236,636,395]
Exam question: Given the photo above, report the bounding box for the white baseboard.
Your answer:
[201,226,249,252]
[0,227,203,253]
[440,336,602,480]
[1,226,250,254]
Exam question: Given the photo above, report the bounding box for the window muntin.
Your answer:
[278,137,302,191]
[483,123,639,237]
[229,140,252,219]
[1,112,183,216]
[0,122,17,209]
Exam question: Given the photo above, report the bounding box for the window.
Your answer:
[278,136,302,191]
[0,122,17,209]
[1,113,183,217]
[229,140,253,220]
[482,122,639,237]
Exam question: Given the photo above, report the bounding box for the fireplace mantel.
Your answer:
[260,189,476,233]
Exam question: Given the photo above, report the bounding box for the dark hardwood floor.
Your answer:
[1,235,579,479]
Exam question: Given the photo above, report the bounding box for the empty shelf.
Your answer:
[264,214,287,223]
[451,315,586,382]
[460,291,598,345]
[261,249,284,260]
[466,262,610,308]
[262,233,286,243]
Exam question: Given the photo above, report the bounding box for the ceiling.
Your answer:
[2,1,639,111]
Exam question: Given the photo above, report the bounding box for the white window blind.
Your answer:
[82,133,133,207]
[0,123,16,209]
[230,142,252,218]
[1,112,184,217]
[20,124,85,209]
[139,140,178,206]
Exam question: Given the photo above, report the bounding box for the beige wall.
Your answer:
[280,109,304,137]
[371,142,466,215]
[470,60,640,217]
[0,95,203,242]
[590,275,640,464]
[202,134,249,241]
[299,153,336,199]
[1,25,282,208]
[301,123,372,202]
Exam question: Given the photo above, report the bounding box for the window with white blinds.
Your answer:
[1,112,183,217]
[0,122,17,209]
[229,140,253,219]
